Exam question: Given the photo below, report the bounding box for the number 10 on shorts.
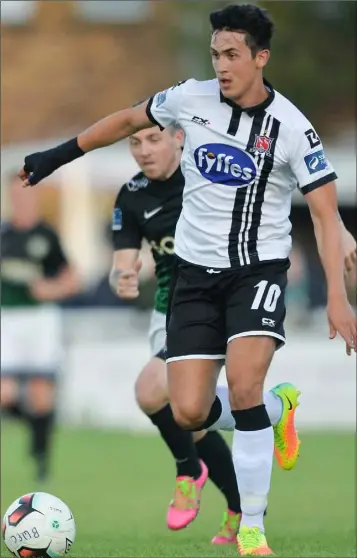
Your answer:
[251,280,281,313]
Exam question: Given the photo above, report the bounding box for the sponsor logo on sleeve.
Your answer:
[304,150,328,175]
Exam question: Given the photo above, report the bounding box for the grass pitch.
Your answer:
[1,423,355,557]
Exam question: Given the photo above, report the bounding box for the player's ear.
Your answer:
[255,49,270,70]
[174,128,185,149]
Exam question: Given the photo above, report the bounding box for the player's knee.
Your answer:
[229,380,264,410]
[171,402,209,431]
[135,358,168,415]
[227,338,274,409]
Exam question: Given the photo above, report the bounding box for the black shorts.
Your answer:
[166,257,290,362]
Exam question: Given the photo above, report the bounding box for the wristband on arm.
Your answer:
[45,137,85,167]
[24,137,85,185]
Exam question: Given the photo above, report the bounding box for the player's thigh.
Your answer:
[135,355,168,414]
[1,308,28,373]
[166,262,225,426]
[3,306,62,374]
[0,377,20,408]
[166,261,226,361]
[225,259,289,408]
[1,310,30,408]
[28,306,63,372]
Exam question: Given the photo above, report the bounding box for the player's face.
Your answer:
[129,127,183,180]
[9,177,39,225]
[210,30,269,103]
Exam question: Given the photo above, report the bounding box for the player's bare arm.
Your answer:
[30,265,80,301]
[109,249,141,299]
[18,102,153,187]
[312,210,356,273]
[340,225,357,272]
[305,181,357,354]
[77,102,153,153]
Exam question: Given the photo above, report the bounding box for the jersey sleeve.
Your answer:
[43,230,69,276]
[289,126,337,195]
[146,80,189,130]
[112,188,142,251]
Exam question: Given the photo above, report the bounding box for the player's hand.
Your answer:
[30,278,57,301]
[114,260,142,299]
[327,294,357,356]
[341,227,356,273]
[18,150,59,187]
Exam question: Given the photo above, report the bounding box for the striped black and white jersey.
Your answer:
[146,78,337,269]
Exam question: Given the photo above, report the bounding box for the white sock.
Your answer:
[208,386,283,431]
[207,386,235,431]
[232,426,274,532]
[263,390,283,425]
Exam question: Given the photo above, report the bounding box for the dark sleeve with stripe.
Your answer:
[112,188,142,251]
[146,98,164,131]
[145,82,186,130]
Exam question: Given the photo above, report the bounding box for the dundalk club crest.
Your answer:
[250,134,274,156]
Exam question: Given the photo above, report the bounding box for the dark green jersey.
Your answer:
[1,221,68,308]
[112,167,183,314]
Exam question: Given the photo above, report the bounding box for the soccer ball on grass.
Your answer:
[2,492,75,557]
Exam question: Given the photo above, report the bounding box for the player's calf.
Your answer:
[135,356,169,415]
[136,356,202,482]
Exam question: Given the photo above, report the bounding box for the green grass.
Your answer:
[1,423,356,557]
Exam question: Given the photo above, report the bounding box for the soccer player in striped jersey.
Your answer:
[18,4,356,555]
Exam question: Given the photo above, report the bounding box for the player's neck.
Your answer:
[155,156,181,182]
[12,217,38,230]
[231,80,269,110]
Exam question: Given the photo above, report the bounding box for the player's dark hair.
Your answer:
[209,4,274,56]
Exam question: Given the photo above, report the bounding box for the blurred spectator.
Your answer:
[1,173,80,482]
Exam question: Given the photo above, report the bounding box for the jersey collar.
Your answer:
[149,165,183,189]
[220,78,275,115]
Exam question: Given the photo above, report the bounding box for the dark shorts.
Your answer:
[166,257,290,362]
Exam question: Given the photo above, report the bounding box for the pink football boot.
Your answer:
[166,460,208,530]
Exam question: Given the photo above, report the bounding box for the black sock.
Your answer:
[28,411,54,460]
[195,431,241,514]
[231,405,271,431]
[148,404,201,479]
[190,396,222,431]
